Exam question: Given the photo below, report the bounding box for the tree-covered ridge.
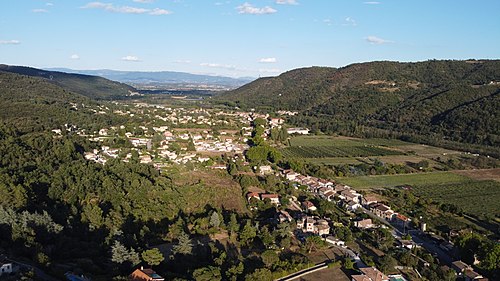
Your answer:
[219,60,500,148]
[0,71,131,133]
[0,64,135,100]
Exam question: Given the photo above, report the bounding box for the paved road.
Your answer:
[408,230,454,265]
[361,207,454,266]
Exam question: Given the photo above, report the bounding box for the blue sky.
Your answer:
[1,0,499,77]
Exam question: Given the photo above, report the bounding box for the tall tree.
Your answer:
[172,231,193,256]
[141,248,164,266]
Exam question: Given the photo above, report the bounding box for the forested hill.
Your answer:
[0,64,135,100]
[220,60,500,148]
[0,71,127,133]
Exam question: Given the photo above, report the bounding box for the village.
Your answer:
[34,102,490,281]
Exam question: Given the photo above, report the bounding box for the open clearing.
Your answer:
[453,168,500,182]
[391,144,461,157]
[337,172,472,189]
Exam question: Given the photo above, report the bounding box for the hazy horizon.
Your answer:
[1,0,499,77]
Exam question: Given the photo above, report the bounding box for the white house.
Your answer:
[0,257,12,277]
[287,128,310,135]
[325,236,346,247]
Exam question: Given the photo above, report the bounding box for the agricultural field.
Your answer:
[412,180,500,218]
[305,157,365,165]
[289,136,410,147]
[281,145,402,158]
[391,144,461,157]
[337,172,472,189]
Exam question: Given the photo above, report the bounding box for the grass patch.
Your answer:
[337,172,471,189]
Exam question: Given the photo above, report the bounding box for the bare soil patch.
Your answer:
[452,168,500,182]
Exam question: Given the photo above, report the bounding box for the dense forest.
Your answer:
[219,60,500,154]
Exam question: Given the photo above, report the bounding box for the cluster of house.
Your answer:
[282,169,364,212]
[451,260,489,281]
[296,215,331,236]
[193,135,249,154]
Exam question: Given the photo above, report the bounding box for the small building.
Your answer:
[287,128,310,135]
[354,218,374,229]
[362,195,378,206]
[129,267,165,281]
[277,210,293,223]
[303,200,317,212]
[451,260,471,276]
[0,256,12,277]
[464,269,487,281]
[261,193,280,205]
[346,200,362,212]
[325,236,345,247]
[246,192,260,202]
[315,224,330,236]
[352,267,389,281]
[258,165,274,175]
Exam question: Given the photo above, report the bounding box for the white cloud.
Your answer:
[0,40,20,45]
[366,35,392,44]
[342,17,357,26]
[70,54,80,60]
[149,8,172,15]
[32,9,49,13]
[259,57,277,63]
[173,60,191,64]
[323,19,332,26]
[364,1,380,4]
[133,0,154,3]
[237,3,277,15]
[81,2,171,15]
[259,68,281,74]
[276,0,298,5]
[46,3,54,6]
[122,55,141,61]
[200,63,237,70]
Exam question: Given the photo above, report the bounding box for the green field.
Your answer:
[305,157,365,165]
[281,145,402,158]
[289,136,411,147]
[412,180,500,218]
[337,172,472,189]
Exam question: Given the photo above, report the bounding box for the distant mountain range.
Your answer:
[219,60,500,150]
[0,64,135,100]
[46,68,255,89]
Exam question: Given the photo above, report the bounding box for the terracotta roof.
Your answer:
[129,268,165,281]
[359,267,389,281]
[246,192,260,199]
[396,214,409,221]
[261,193,279,199]
[352,275,371,281]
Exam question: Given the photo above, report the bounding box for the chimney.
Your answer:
[140,266,144,270]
